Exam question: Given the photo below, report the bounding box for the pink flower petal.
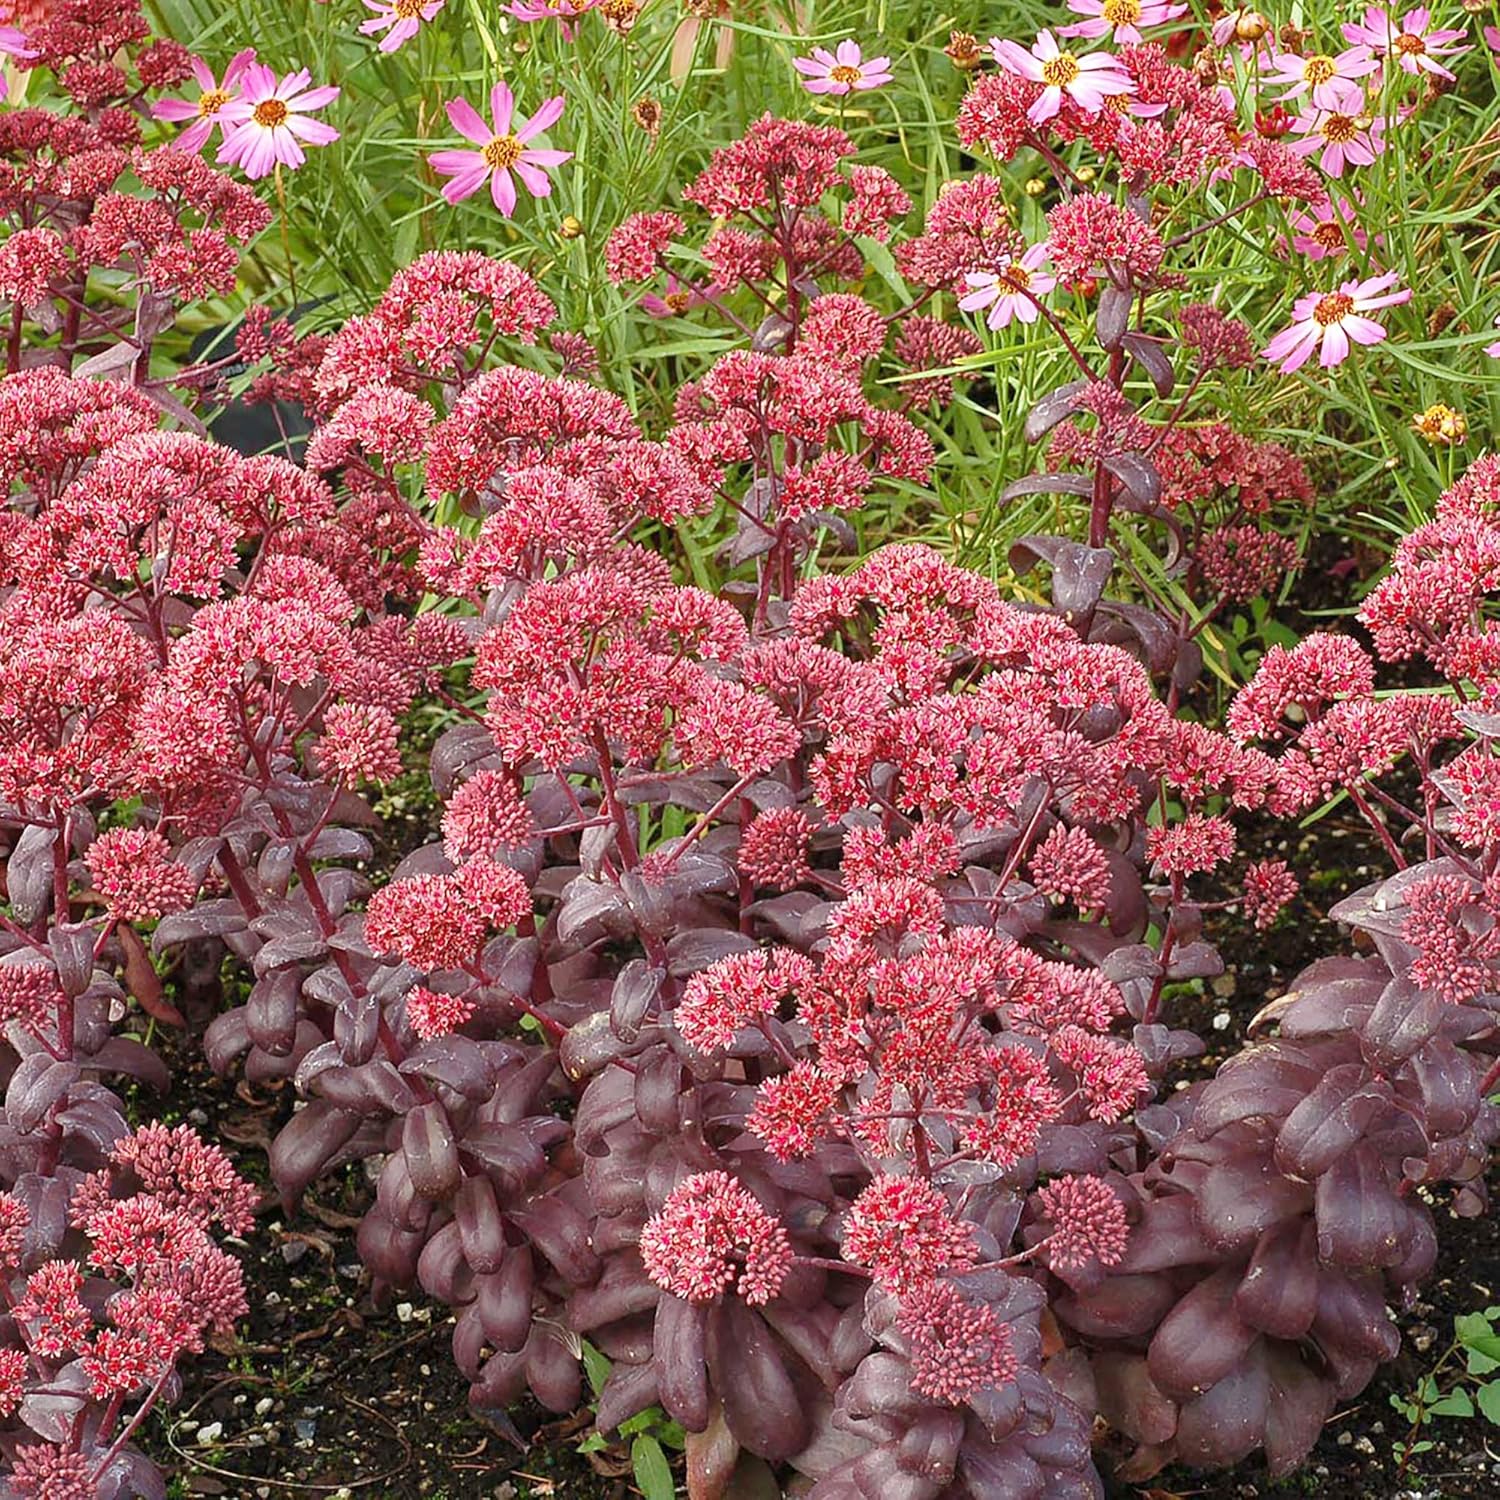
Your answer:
[447,97,491,146]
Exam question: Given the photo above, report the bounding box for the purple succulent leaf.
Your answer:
[509,1194,601,1286]
[1171,1347,1270,1469]
[152,900,248,952]
[1272,1064,1392,1178]
[1313,1142,1413,1270]
[5,1056,82,1135]
[455,1175,507,1275]
[706,1299,811,1463]
[1146,1267,1259,1403]
[1022,379,1087,443]
[655,1292,711,1430]
[1234,1218,1319,1339]
[478,1253,536,1352]
[1095,283,1132,350]
[6,824,57,924]
[402,1101,463,1200]
[666,927,761,976]
[269,1098,364,1207]
[596,1359,662,1434]
[401,1036,495,1099]
[1008,536,1115,616]
[1122,331,1175,396]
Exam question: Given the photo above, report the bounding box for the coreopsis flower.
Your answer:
[360,0,445,52]
[640,1172,792,1305]
[1286,193,1371,259]
[1264,42,1380,108]
[508,0,596,26]
[1037,1175,1130,1270]
[0,24,34,102]
[216,62,340,179]
[150,47,256,152]
[429,83,570,215]
[792,39,893,96]
[1261,270,1410,372]
[959,242,1056,329]
[990,29,1134,125]
[1058,0,1186,46]
[641,274,722,318]
[1288,79,1386,177]
[1342,6,1469,78]
[1412,402,1467,445]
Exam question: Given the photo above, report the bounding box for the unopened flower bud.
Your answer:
[1235,10,1269,41]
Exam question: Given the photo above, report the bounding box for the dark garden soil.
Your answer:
[140,541,1498,1500]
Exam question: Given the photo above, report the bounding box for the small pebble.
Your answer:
[196,1422,223,1446]
[396,1302,414,1323]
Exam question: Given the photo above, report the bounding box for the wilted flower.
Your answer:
[1412,402,1467,445]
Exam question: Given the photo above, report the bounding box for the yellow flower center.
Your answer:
[829,64,862,84]
[197,88,230,118]
[483,134,523,170]
[393,0,425,14]
[1103,0,1141,24]
[1312,219,1346,250]
[1395,32,1425,54]
[664,291,692,313]
[1042,54,1082,88]
[1312,292,1353,326]
[1321,112,1358,143]
[999,263,1032,291]
[1302,55,1337,84]
[252,98,288,129]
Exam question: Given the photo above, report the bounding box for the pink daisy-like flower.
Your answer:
[428,83,571,217]
[640,273,724,318]
[360,0,445,53]
[1058,0,1187,47]
[959,242,1057,330]
[150,48,256,155]
[792,39,893,96]
[1286,193,1371,260]
[1288,79,1386,177]
[508,0,597,27]
[1262,270,1411,372]
[0,26,34,103]
[216,62,340,180]
[990,29,1134,126]
[1486,314,1500,359]
[1343,6,1469,79]
[1263,42,1380,110]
